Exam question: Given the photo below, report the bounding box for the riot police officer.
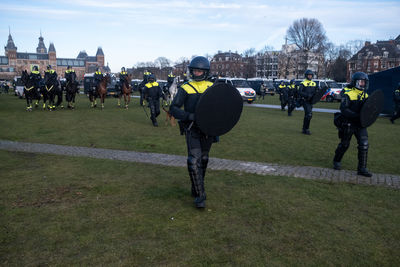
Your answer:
[170,56,214,209]
[390,82,400,123]
[333,72,372,177]
[65,66,78,90]
[299,70,318,135]
[30,65,42,89]
[93,67,103,90]
[138,70,151,106]
[143,74,163,127]
[278,81,288,111]
[287,79,296,116]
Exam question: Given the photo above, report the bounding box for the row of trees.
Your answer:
[130,18,365,82]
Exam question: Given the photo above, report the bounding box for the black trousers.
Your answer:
[185,127,213,198]
[334,124,369,170]
[288,97,296,115]
[302,102,313,130]
[148,99,160,122]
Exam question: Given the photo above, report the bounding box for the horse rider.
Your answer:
[278,80,288,111]
[138,70,151,106]
[390,82,400,124]
[299,70,319,135]
[93,68,104,91]
[30,65,42,104]
[333,72,372,177]
[287,79,297,116]
[169,56,214,209]
[65,65,78,92]
[143,74,163,127]
[44,65,58,109]
[163,73,175,101]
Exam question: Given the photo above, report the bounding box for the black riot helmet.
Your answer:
[121,67,125,72]
[148,74,156,82]
[188,56,210,81]
[33,66,38,71]
[304,69,314,79]
[290,79,295,85]
[350,72,369,91]
[47,65,51,70]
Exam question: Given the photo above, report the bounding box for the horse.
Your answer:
[89,74,110,109]
[162,77,178,126]
[21,70,40,111]
[42,72,59,111]
[65,75,78,109]
[118,74,132,109]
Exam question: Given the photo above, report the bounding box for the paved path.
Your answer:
[1,140,398,189]
[244,103,339,114]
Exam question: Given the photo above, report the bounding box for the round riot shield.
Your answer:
[360,90,384,128]
[312,88,327,104]
[195,83,243,136]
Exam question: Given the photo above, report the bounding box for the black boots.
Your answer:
[302,129,311,135]
[357,149,372,177]
[333,161,341,170]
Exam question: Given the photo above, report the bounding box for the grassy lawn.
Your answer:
[1,151,399,266]
[1,94,399,174]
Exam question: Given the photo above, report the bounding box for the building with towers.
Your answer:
[0,31,109,81]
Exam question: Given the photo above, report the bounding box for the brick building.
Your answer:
[347,35,400,80]
[210,51,246,77]
[0,32,108,81]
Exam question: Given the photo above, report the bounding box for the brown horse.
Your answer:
[118,74,132,109]
[90,74,110,109]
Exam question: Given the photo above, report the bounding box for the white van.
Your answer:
[217,78,257,103]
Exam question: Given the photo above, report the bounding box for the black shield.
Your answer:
[195,83,243,136]
[360,90,384,128]
[311,88,327,104]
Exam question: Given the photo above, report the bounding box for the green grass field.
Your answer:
[1,93,400,265]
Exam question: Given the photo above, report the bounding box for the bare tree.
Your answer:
[345,40,365,57]
[287,18,327,52]
[243,47,256,57]
[154,57,171,69]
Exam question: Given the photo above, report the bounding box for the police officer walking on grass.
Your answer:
[287,79,296,116]
[390,82,400,124]
[299,70,319,135]
[333,72,372,177]
[170,56,214,209]
[278,80,288,111]
[143,74,163,127]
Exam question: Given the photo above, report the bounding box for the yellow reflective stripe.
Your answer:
[344,87,368,100]
[145,82,159,88]
[301,80,316,87]
[181,81,213,94]
[25,86,34,91]
[32,71,40,74]
[46,85,54,91]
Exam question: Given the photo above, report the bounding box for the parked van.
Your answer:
[216,77,256,103]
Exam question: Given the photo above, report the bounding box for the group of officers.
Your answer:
[22,57,400,209]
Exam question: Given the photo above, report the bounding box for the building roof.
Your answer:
[48,43,56,52]
[96,47,104,56]
[77,50,88,58]
[350,37,400,61]
[86,56,97,62]
[5,34,17,51]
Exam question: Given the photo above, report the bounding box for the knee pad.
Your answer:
[187,156,197,169]
[306,112,313,120]
[358,136,369,151]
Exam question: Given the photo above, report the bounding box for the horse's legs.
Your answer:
[118,94,121,107]
[101,94,105,109]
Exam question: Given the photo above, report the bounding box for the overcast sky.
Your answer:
[1,0,399,72]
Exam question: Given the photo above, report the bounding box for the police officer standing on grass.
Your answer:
[170,56,214,209]
[143,74,163,127]
[390,82,400,124]
[259,83,266,100]
[278,80,288,111]
[333,72,372,177]
[287,79,296,116]
[138,70,151,106]
[299,70,319,135]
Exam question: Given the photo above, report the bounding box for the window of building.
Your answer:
[62,60,67,65]
[383,51,389,58]
[374,61,378,68]
[28,54,37,60]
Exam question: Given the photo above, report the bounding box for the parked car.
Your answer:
[315,80,343,102]
[246,78,275,95]
[83,73,119,96]
[217,78,256,103]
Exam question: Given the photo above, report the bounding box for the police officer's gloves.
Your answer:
[187,113,195,122]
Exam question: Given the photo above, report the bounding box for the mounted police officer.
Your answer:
[390,82,400,124]
[170,56,214,209]
[118,67,128,96]
[278,81,288,111]
[93,67,103,91]
[333,72,372,177]
[163,73,175,102]
[65,65,78,91]
[287,79,296,116]
[143,74,163,127]
[299,70,319,135]
[30,65,42,104]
